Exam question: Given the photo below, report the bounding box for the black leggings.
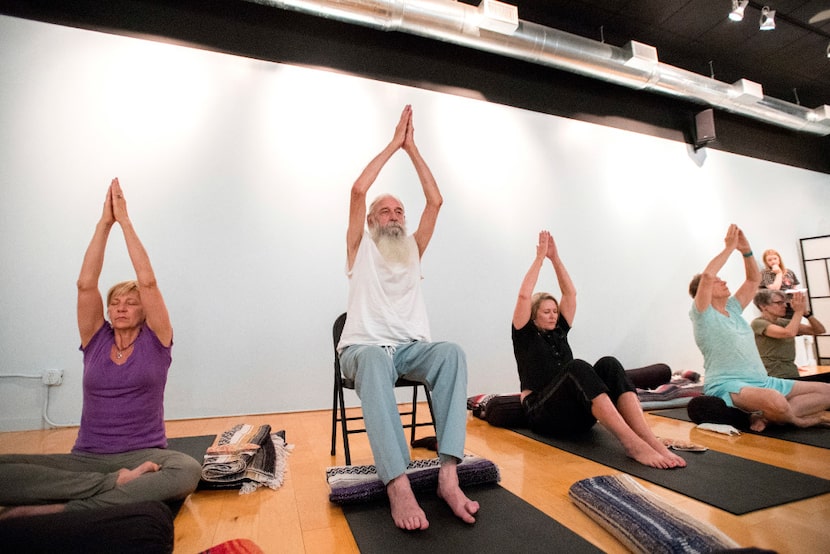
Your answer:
[522,356,635,436]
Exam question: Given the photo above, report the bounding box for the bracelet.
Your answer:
[804,312,812,319]
[742,250,753,258]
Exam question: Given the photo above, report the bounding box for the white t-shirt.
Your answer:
[337,233,431,352]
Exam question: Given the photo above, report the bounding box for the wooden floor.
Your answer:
[2,401,829,553]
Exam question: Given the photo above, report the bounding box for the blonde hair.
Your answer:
[106,280,140,307]
[762,249,787,274]
[531,292,558,322]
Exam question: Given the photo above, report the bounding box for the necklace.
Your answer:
[115,334,139,359]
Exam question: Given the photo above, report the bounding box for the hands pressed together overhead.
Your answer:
[390,104,417,155]
[723,223,751,255]
[101,177,130,226]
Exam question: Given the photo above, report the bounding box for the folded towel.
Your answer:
[696,423,741,436]
[201,424,290,494]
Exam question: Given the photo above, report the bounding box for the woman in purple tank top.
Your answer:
[0,178,201,519]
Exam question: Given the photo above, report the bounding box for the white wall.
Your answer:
[1,15,829,431]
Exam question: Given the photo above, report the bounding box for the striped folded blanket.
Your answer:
[637,372,703,403]
[326,455,500,504]
[200,424,290,494]
[569,474,740,553]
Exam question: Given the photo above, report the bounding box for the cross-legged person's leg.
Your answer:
[786,381,830,426]
[730,387,793,430]
[0,453,122,518]
[64,449,200,511]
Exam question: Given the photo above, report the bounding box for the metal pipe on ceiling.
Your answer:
[248,0,830,136]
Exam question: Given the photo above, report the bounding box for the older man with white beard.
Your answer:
[336,105,479,531]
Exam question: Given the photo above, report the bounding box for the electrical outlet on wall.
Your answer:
[42,369,63,386]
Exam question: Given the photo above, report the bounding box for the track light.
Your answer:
[729,0,748,22]
[759,6,776,30]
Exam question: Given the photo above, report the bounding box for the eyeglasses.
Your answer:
[769,301,787,305]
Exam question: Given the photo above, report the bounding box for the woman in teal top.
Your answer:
[688,224,830,432]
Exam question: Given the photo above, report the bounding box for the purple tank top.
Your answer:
[73,322,171,454]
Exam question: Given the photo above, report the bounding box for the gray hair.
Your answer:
[753,288,786,310]
[368,193,404,220]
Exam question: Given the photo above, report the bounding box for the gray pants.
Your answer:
[0,448,201,512]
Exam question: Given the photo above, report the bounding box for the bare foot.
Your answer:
[116,461,160,486]
[749,413,768,432]
[387,474,428,531]
[657,448,687,468]
[437,462,479,524]
[650,440,687,468]
[0,504,65,520]
[623,439,675,469]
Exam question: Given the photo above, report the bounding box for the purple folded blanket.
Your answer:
[326,456,500,504]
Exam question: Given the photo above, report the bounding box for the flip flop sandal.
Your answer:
[658,437,708,452]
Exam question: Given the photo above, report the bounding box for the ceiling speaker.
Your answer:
[694,109,716,148]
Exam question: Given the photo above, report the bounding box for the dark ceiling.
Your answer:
[499,0,830,109]
[3,0,829,108]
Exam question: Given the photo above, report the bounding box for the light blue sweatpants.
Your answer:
[339,341,468,484]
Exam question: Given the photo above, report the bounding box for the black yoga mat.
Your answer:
[651,407,830,449]
[508,426,830,515]
[167,434,215,461]
[166,434,215,516]
[342,483,602,554]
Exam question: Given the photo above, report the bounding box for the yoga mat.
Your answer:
[508,426,830,515]
[651,408,830,449]
[167,434,215,461]
[165,434,215,516]
[342,483,602,554]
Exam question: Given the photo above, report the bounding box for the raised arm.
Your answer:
[803,313,827,336]
[403,107,443,258]
[111,179,173,347]
[547,234,576,326]
[77,185,115,347]
[732,228,761,308]
[513,231,548,329]
[346,106,409,270]
[694,224,741,312]
[764,292,826,338]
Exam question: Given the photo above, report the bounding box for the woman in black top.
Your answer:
[512,231,685,469]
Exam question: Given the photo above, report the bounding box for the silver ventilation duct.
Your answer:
[246,0,830,136]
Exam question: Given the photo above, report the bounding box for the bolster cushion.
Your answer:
[0,501,174,554]
[569,474,741,554]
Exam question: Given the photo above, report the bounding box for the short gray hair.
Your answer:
[753,288,786,310]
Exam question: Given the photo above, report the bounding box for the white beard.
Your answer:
[371,223,411,264]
